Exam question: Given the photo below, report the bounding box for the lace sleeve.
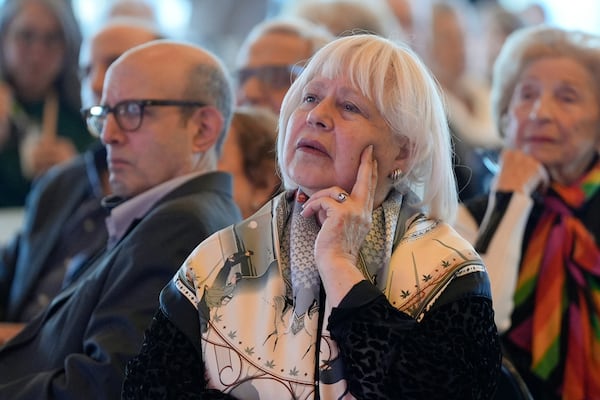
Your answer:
[328,286,501,400]
[122,310,239,400]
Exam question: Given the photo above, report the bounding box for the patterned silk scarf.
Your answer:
[286,191,392,313]
[288,194,322,335]
[508,160,600,399]
[282,190,398,398]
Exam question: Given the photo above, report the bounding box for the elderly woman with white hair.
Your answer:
[123,34,501,399]
[455,25,600,400]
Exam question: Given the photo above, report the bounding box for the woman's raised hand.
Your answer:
[300,145,377,304]
[493,149,549,196]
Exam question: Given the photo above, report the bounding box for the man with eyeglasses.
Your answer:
[235,17,333,114]
[0,18,162,331]
[0,40,241,399]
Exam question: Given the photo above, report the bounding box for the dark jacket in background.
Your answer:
[0,143,107,321]
[0,172,241,399]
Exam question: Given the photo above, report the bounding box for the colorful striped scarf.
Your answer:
[509,160,600,399]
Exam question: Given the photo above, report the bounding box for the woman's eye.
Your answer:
[343,102,360,113]
[514,83,538,101]
[559,94,576,103]
[302,94,316,103]
[519,89,536,101]
[557,89,578,103]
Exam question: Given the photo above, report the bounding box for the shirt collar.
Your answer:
[104,170,206,250]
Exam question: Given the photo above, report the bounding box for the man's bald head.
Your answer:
[105,40,234,155]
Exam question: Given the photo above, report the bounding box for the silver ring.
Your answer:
[337,192,348,203]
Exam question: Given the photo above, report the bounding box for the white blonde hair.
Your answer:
[277,34,457,221]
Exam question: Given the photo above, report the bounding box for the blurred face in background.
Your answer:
[235,31,310,114]
[218,124,256,217]
[218,109,279,218]
[2,0,65,101]
[504,56,600,184]
[79,24,158,108]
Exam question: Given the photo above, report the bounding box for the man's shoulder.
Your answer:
[125,177,240,246]
[149,190,236,222]
[148,172,241,223]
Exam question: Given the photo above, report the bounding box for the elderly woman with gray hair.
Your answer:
[124,34,501,399]
[456,25,600,400]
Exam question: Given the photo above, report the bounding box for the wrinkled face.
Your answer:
[100,58,198,198]
[80,25,157,108]
[505,56,600,183]
[283,75,407,203]
[2,1,65,100]
[236,31,311,114]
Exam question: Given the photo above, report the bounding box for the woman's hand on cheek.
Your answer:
[493,149,549,195]
[300,145,377,304]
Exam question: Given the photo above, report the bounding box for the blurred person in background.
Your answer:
[478,3,525,84]
[386,0,415,37]
[0,18,162,334]
[0,0,92,207]
[519,2,547,26]
[104,0,158,23]
[234,16,333,114]
[289,0,392,38]
[456,26,600,400]
[218,105,280,218]
[184,0,270,70]
[424,0,501,202]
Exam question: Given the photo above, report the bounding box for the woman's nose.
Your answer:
[306,100,333,130]
[529,94,553,121]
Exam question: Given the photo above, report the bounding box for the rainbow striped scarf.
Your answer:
[508,159,600,399]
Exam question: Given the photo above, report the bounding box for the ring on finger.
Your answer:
[336,192,349,203]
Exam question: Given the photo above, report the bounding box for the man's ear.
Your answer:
[190,106,224,153]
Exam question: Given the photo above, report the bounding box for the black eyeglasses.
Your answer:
[236,64,304,89]
[81,99,206,137]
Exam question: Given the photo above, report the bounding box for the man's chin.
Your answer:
[108,179,132,199]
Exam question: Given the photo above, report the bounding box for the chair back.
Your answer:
[493,357,534,400]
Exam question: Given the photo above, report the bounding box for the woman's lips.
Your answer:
[296,138,329,156]
[525,135,556,144]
